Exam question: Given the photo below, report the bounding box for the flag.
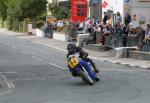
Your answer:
[102,1,108,8]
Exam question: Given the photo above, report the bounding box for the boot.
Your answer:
[94,67,100,73]
[92,65,99,73]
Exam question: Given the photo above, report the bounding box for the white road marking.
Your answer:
[1,75,7,80]
[36,49,49,54]
[30,51,38,55]
[8,81,15,88]
[20,50,28,55]
[48,62,67,70]
[0,41,5,43]
[47,63,150,72]
[0,90,13,96]
[32,56,44,62]
[11,46,17,50]
[5,81,12,88]
[1,75,15,88]
[10,77,50,82]
[5,43,10,46]
[10,78,31,81]
[0,72,18,74]
[29,51,48,59]
[32,41,66,53]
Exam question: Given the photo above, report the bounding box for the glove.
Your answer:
[82,52,88,59]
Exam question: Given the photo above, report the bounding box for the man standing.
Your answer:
[124,12,131,26]
[115,12,122,25]
[103,12,108,25]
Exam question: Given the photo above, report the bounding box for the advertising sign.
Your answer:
[71,0,88,22]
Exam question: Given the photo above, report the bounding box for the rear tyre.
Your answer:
[95,76,100,82]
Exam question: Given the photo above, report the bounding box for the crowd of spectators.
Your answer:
[42,12,150,51]
[69,12,150,51]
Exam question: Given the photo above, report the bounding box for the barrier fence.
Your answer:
[99,33,150,52]
[69,29,150,52]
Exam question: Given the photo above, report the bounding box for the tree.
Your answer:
[6,0,47,30]
[0,0,8,20]
[19,0,47,28]
[49,1,71,20]
[7,0,23,31]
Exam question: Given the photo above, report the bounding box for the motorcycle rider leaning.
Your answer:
[67,43,99,76]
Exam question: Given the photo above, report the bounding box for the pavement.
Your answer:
[0,28,150,70]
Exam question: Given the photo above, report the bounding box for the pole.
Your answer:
[98,0,102,18]
[90,0,93,18]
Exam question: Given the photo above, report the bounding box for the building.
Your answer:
[124,0,150,27]
[89,0,102,18]
[47,0,70,7]
[102,0,150,27]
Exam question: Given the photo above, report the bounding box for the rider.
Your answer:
[67,43,99,76]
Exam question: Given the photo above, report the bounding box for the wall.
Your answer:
[128,51,150,61]
[124,0,150,27]
[102,0,124,19]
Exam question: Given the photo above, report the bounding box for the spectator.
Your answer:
[114,24,123,47]
[43,21,53,38]
[78,21,84,32]
[145,24,150,38]
[124,12,132,26]
[56,20,64,28]
[122,24,128,47]
[132,15,139,28]
[135,26,145,51]
[103,12,108,25]
[115,12,122,25]
[87,20,93,34]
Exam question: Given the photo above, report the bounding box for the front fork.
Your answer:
[77,60,96,80]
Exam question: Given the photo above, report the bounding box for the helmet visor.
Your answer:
[68,48,75,54]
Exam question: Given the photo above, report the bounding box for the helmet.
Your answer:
[67,43,76,54]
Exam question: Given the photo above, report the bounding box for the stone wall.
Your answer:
[128,51,150,61]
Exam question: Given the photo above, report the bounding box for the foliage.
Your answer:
[1,0,48,30]
[23,18,30,32]
[6,0,47,29]
[7,0,20,17]
[18,0,47,28]
[19,0,47,18]
[0,21,2,28]
[57,23,69,33]
[12,18,19,31]
[6,16,13,30]
[49,5,71,20]
[36,20,44,28]
[0,0,8,20]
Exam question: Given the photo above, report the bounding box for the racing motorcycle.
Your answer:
[67,53,100,85]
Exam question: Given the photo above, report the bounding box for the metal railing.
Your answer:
[41,25,150,52]
[89,31,150,52]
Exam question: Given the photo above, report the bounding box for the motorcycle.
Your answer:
[67,52,100,85]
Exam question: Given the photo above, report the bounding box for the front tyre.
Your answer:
[78,71,94,85]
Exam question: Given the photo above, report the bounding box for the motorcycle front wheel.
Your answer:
[78,71,94,85]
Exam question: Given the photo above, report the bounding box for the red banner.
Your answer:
[71,0,88,22]
[102,1,108,8]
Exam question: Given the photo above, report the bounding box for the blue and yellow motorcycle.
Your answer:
[68,53,100,85]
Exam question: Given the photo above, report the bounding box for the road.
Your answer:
[0,33,150,103]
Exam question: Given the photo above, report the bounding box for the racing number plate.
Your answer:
[68,57,79,68]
